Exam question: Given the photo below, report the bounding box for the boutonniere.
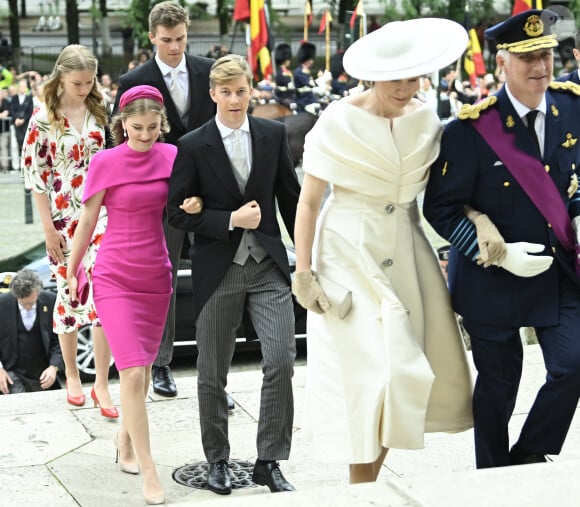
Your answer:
[561,133,578,148]
[551,104,559,117]
[505,115,515,128]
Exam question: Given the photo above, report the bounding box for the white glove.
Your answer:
[498,242,553,277]
[572,216,580,244]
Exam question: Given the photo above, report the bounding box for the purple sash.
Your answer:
[471,109,577,266]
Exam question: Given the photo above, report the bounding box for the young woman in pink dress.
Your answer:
[66,86,202,505]
[22,44,117,417]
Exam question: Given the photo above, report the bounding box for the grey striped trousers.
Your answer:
[196,256,296,463]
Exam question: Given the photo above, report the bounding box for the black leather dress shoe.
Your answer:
[152,365,177,397]
[227,392,235,411]
[509,445,550,465]
[252,460,295,492]
[207,460,232,495]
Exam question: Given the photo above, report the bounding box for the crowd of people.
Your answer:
[2,3,580,505]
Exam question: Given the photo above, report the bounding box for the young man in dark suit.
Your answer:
[167,54,300,495]
[0,269,64,394]
[113,0,216,397]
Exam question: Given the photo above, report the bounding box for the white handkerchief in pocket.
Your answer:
[315,272,352,319]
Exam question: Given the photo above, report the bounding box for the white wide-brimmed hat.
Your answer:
[343,17,468,81]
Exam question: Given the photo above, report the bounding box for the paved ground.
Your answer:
[2,345,580,506]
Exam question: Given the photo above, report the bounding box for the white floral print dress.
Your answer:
[22,104,107,334]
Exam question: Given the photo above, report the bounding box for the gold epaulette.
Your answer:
[549,80,580,96]
[458,96,498,120]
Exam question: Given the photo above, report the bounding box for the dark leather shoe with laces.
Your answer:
[152,365,177,397]
[252,460,295,492]
[207,459,232,495]
[509,444,550,465]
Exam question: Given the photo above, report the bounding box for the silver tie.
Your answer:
[170,68,187,119]
[231,130,249,189]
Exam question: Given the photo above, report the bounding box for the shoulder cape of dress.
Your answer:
[83,141,177,203]
[302,99,442,197]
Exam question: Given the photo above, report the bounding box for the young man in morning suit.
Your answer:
[424,10,580,469]
[557,31,580,84]
[113,1,216,398]
[167,55,300,495]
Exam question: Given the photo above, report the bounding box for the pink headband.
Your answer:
[119,85,164,111]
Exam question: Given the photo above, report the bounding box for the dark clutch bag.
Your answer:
[75,264,90,305]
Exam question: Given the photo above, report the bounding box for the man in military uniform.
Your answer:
[424,10,580,469]
[557,31,580,84]
[329,50,357,98]
[274,43,296,109]
[293,41,319,115]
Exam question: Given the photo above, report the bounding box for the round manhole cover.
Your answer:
[173,460,258,490]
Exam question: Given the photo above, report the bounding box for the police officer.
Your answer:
[556,31,580,84]
[293,41,319,115]
[329,50,357,98]
[424,9,580,469]
[274,43,296,108]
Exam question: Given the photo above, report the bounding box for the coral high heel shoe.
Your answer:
[91,387,119,418]
[66,380,86,407]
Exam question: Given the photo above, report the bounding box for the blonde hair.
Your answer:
[110,98,169,146]
[43,45,107,131]
[209,54,253,89]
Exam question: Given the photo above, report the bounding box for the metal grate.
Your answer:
[173,460,258,490]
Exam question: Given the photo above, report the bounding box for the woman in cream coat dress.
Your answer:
[293,18,474,484]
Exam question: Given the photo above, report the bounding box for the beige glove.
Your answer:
[473,213,507,267]
[292,270,330,314]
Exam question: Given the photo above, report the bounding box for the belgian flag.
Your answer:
[512,0,543,16]
[464,27,486,87]
[233,0,274,79]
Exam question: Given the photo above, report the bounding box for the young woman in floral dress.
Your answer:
[22,45,117,417]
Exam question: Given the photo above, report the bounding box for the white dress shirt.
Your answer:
[505,84,546,158]
[18,303,37,331]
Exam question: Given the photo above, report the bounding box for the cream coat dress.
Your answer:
[301,99,473,464]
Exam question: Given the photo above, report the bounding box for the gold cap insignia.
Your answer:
[524,15,543,37]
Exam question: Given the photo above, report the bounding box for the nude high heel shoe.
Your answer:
[144,492,165,505]
[113,432,139,475]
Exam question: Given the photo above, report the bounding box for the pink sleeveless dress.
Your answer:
[83,141,177,369]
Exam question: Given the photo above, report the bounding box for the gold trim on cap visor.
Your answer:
[497,34,558,53]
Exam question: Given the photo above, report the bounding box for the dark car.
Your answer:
[17,251,306,381]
